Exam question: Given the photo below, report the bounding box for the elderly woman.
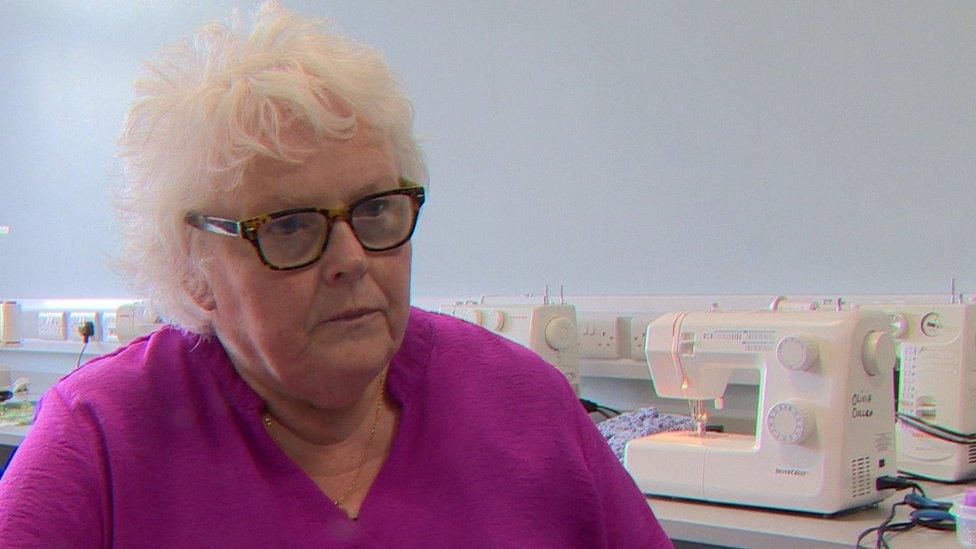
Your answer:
[0,3,670,547]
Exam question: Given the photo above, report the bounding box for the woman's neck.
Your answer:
[268,371,387,445]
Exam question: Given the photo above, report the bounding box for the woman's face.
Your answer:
[198,125,413,408]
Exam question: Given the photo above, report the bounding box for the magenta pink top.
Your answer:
[0,308,672,547]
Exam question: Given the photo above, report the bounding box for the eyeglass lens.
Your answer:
[255,193,416,268]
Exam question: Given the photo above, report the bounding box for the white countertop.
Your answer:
[650,480,970,548]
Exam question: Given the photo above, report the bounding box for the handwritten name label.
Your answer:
[852,392,874,419]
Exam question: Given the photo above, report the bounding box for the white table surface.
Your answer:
[649,480,970,548]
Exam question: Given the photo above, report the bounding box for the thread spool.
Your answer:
[0,301,21,346]
[951,487,976,547]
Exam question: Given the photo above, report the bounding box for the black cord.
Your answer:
[74,321,94,369]
[855,483,957,547]
[897,412,976,444]
[578,398,622,418]
[856,500,908,548]
[898,470,974,485]
[589,399,621,415]
[75,341,88,368]
[876,475,926,498]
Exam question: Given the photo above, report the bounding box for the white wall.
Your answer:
[1,1,974,300]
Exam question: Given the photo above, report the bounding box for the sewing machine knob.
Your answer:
[889,312,909,339]
[487,309,506,331]
[460,309,483,326]
[776,335,818,371]
[766,400,815,445]
[861,330,895,377]
[545,317,576,351]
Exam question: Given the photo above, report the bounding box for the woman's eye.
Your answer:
[357,198,389,218]
[266,216,309,236]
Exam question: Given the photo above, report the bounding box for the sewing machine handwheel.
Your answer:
[545,317,576,351]
[861,330,895,377]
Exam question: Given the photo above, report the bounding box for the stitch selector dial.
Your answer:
[460,309,483,326]
[766,399,815,445]
[487,309,506,331]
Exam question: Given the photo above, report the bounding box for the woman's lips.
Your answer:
[327,308,380,323]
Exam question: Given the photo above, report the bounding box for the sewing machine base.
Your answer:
[625,430,892,515]
[645,492,880,519]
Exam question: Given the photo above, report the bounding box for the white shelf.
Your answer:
[0,339,120,355]
[581,359,651,380]
[0,425,28,446]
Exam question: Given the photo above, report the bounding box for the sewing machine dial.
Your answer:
[776,335,818,371]
[889,312,909,339]
[487,309,506,331]
[545,317,576,350]
[460,309,483,326]
[766,400,815,445]
[920,312,943,337]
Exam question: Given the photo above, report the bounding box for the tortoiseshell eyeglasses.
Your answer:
[185,179,425,270]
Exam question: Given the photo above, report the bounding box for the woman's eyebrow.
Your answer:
[266,175,399,211]
[340,176,400,203]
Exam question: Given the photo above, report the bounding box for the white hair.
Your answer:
[114,1,427,334]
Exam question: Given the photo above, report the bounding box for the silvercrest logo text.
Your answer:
[774,467,809,477]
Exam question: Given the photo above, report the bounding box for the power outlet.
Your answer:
[68,312,99,342]
[578,314,631,360]
[102,312,118,342]
[629,315,661,361]
[37,312,67,340]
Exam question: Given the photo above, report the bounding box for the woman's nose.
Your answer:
[319,221,367,283]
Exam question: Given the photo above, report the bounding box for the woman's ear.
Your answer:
[183,274,216,311]
[184,233,217,312]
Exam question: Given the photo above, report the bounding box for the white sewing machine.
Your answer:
[115,301,163,345]
[624,307,897,515]
[439,294,580,394]
[857,301,976,481]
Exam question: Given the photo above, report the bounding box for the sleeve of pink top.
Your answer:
[569,383,675,549]
[0,386,107,548]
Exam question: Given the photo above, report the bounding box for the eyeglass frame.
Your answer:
[184,178,425,271]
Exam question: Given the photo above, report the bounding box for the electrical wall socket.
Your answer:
[628,315,661,361]
[37,311,67,340]
[102,312,118,342]
[578,314,631,360]
[68,312,99,342]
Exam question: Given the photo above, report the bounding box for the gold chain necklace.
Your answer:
[263,374,386,517]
